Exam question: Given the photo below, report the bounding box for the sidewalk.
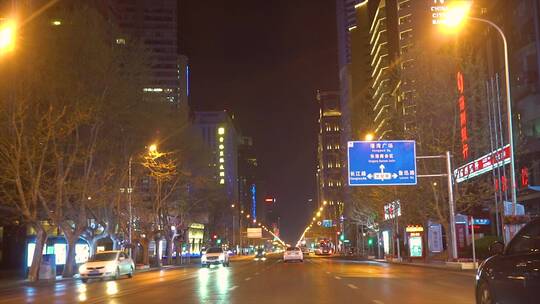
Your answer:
[374,258,478,273]
[334,255,477,273]
[0,262,197,290]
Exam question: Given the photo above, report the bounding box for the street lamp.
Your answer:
[442,5,519,218]
[364,133,374,141]
[148,144,158,153]
[0,19,16,55]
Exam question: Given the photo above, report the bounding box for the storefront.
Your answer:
[188,223,205,255]
[405,225,424,258]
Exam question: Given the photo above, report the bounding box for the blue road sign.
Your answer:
[347,140,417,186]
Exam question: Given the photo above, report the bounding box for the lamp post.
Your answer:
[466,17,518,218]
[440,4,518,241]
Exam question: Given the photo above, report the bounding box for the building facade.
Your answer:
[317,90,344,224]
[108,0,188,105]
[193,111,239,204]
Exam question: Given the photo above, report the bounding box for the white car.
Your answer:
[201,247,230,267]
[283,247,303,263]
[79,251,134,283]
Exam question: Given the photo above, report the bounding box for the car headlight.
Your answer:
[79,265,87,273]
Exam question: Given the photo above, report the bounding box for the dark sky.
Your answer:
[181,0,339,243]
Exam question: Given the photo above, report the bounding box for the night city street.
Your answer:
[2,0,540,303]
[0,256,475,304]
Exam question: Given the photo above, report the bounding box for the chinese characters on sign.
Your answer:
[457,71,469,160]
[454,144,511,183]
[348,140,417,186]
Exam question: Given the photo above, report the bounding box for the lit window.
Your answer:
[220,172,225,177]
[219,137,224,143]
[116,38,126,45]
[219,151,224,156]
[218,127,225,135]
[219,144,224,150]
[51,19,62,26]
[219,165,224,170]
[219,179,225,184]
[219,158,224,163]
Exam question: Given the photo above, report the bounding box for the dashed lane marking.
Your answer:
[245,277,252,281]
[255,272,259,275]
[229,285,239,291]
[347,284,358,290]
[325,271,331,275]
[334,276,342,280]
[372,300,385,304]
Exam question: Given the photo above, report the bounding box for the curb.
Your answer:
[373,259,476,274]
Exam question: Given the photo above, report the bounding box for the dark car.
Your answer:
[476,218,540,304]
[254,248,266,261]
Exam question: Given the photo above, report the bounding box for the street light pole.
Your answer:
[468,17,518,219]
[128,156,133,258]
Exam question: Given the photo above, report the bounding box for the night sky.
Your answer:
[181,0,339,243]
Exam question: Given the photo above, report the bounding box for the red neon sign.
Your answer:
[457,71,469,160]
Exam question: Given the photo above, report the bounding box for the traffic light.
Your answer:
[213,234,217,240]
[216,239,222,244]
[367,237,374,246]
[339,233,345,241]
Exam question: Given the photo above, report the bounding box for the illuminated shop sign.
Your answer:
[384,200,401,220]
[405,225,424,233]
[457,71,469,160]
[454,145,511,183]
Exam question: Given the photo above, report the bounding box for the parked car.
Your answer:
[79,251,134,283]
[475,218,540,304]
[201,247,230,267]
[283,247,303,263]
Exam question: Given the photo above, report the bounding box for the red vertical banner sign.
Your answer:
[457,71,469,160]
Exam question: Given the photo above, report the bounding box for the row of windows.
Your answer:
[326,181,343,187]
[324,125,341,132]
[400,29,413,40]
[326,162,342,169]
[325,144,341,150]
[398,0,411,10]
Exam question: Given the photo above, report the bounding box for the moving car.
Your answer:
[201,247,230,267]
[79,251,134,283]
[300,246,310,255]
[475,218,540,304]
[283,247,303,263]
[254,248,266,261]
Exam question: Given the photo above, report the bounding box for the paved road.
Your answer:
[0,256,476,304]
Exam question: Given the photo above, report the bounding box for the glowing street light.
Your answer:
[364,133,374,141]
[0,20,16,55]
[148,144,158,153]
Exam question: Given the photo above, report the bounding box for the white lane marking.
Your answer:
[255,272,259,275]
[325,271,331,275]
[245,277,252,281]
[372,300,385,304]
[229,285,239,291]
[334,276,342,280]
[347,284,358,290]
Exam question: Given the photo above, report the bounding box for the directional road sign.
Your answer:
[347,140,417,186]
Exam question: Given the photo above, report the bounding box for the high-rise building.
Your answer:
[317,90,344,223]
[108,0,188,105]
[193,111,239,204]
[238,136,258,217]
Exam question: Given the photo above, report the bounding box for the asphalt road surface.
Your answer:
[0,255,476,304]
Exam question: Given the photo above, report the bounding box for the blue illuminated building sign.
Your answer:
[251,184,256,219]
